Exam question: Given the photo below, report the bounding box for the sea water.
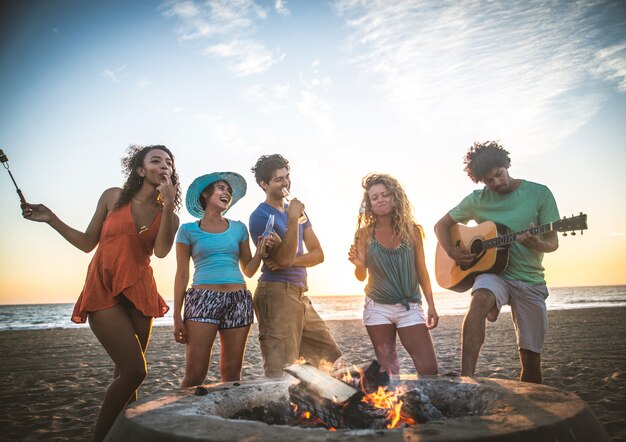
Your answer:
[0,285,624,331]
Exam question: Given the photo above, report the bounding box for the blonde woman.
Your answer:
[348,173,438,375]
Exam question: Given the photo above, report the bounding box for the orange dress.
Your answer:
[71,203,170,323]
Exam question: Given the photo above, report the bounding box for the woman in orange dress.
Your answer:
[22,145,181,441]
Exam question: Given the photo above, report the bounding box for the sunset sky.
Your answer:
[1,0,625,305]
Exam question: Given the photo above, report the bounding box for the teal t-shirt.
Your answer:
[364,239,421,308]
[176,220,249,286]
[448,180,560,285]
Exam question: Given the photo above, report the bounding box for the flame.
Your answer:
[341,370,353,383]
[293,366,416,430]
[361,386,414,429]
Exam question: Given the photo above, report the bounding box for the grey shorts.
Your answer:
[473,274,549,353]
[184,288,254,329]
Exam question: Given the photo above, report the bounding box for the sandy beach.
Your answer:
[1,306,624,441]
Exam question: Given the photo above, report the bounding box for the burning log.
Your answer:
[398,387,443,423]
[285,362,388,429]
[285,362,363,404]
[333,360,390,394]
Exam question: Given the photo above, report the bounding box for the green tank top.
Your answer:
[364,238,421,308]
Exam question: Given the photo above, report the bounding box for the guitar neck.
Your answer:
[483,222,554,249]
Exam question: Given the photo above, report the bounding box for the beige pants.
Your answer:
[253,281,342,378]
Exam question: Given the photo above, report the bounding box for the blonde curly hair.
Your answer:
[355,173,423,246]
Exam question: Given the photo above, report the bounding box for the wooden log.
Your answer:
[286,362,389,429]
[289,382,388,429]
[284,362,362,404]
[331,360,390,394]
[289,383,343,428]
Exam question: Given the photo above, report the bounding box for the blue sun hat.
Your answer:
[185,172,247,218]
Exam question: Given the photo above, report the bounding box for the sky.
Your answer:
[0,0,625,305]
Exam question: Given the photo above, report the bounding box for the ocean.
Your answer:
[0,285,624,331]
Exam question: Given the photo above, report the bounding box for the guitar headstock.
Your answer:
[554,213,588,236]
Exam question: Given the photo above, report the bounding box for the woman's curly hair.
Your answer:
[115,144,182,211]
[356,173,423,246]
[463,141,511,183]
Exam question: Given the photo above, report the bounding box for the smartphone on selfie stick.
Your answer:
[0,149,28,209]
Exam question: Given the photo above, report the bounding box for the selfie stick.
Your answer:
[0,149,28,208]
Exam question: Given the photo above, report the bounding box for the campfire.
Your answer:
[106,369,609,442]
[284,361,442,430]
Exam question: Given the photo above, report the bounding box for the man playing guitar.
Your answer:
[434,141,560,384]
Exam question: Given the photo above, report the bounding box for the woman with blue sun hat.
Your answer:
[173,171,276,385]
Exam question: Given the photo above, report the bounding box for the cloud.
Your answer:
[161,0,283,76]
[239,58,335,130]
[610,231,626,237]
[275,0,290,16]
[334,0,626,155]
[161,0,266,39]
[592,43,626,92]
[205,39,282,76]
[101,65,127,83]
[242,82,291,113]
[193,113,245,147]
[297,90,334,136]
[135,77,152,89]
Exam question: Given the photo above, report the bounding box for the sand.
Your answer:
[1,306,625,441]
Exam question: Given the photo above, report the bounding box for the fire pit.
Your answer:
[105,371,609,441]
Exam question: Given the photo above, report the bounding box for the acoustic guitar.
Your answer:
[435,213,588,292]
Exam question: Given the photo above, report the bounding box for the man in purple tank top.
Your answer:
[249,154,341,378]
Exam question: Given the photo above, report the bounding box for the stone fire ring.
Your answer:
[105,376,609,442]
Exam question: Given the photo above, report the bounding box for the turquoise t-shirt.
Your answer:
[448,180,560,286]
[176,220,249,286]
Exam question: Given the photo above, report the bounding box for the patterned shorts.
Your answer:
[183,288,254,329]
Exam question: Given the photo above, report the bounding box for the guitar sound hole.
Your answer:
[470,240,483,255]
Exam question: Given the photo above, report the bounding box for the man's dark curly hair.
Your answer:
[463,141,511,183]
[251,154,290,187]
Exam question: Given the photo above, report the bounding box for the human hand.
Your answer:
[173,317,187,344]
[269,231,281,248]
[263,257,284,271]
[348,244,365,268]
[22,203,54,223]
[286,198,305,221]
[427,305,439,330]
[449,248,476,268]
[516,223,542,250]
[157,174,178,207]
[257,235,269,258]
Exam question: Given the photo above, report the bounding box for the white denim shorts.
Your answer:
[362,297,426,328]
[473,274,549,353]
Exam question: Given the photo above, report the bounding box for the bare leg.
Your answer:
[397,324,438,375]
[182,321,219,388]
[365,324,399,374]
[218,325,251,381]
[486,305,499,322]
[519,349,542,383]
[88,305,151,442]
[112,306,152,391]
[124,307,153,404]
[461,289,496,376]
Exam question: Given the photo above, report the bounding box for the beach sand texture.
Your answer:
[1,307,624,441]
